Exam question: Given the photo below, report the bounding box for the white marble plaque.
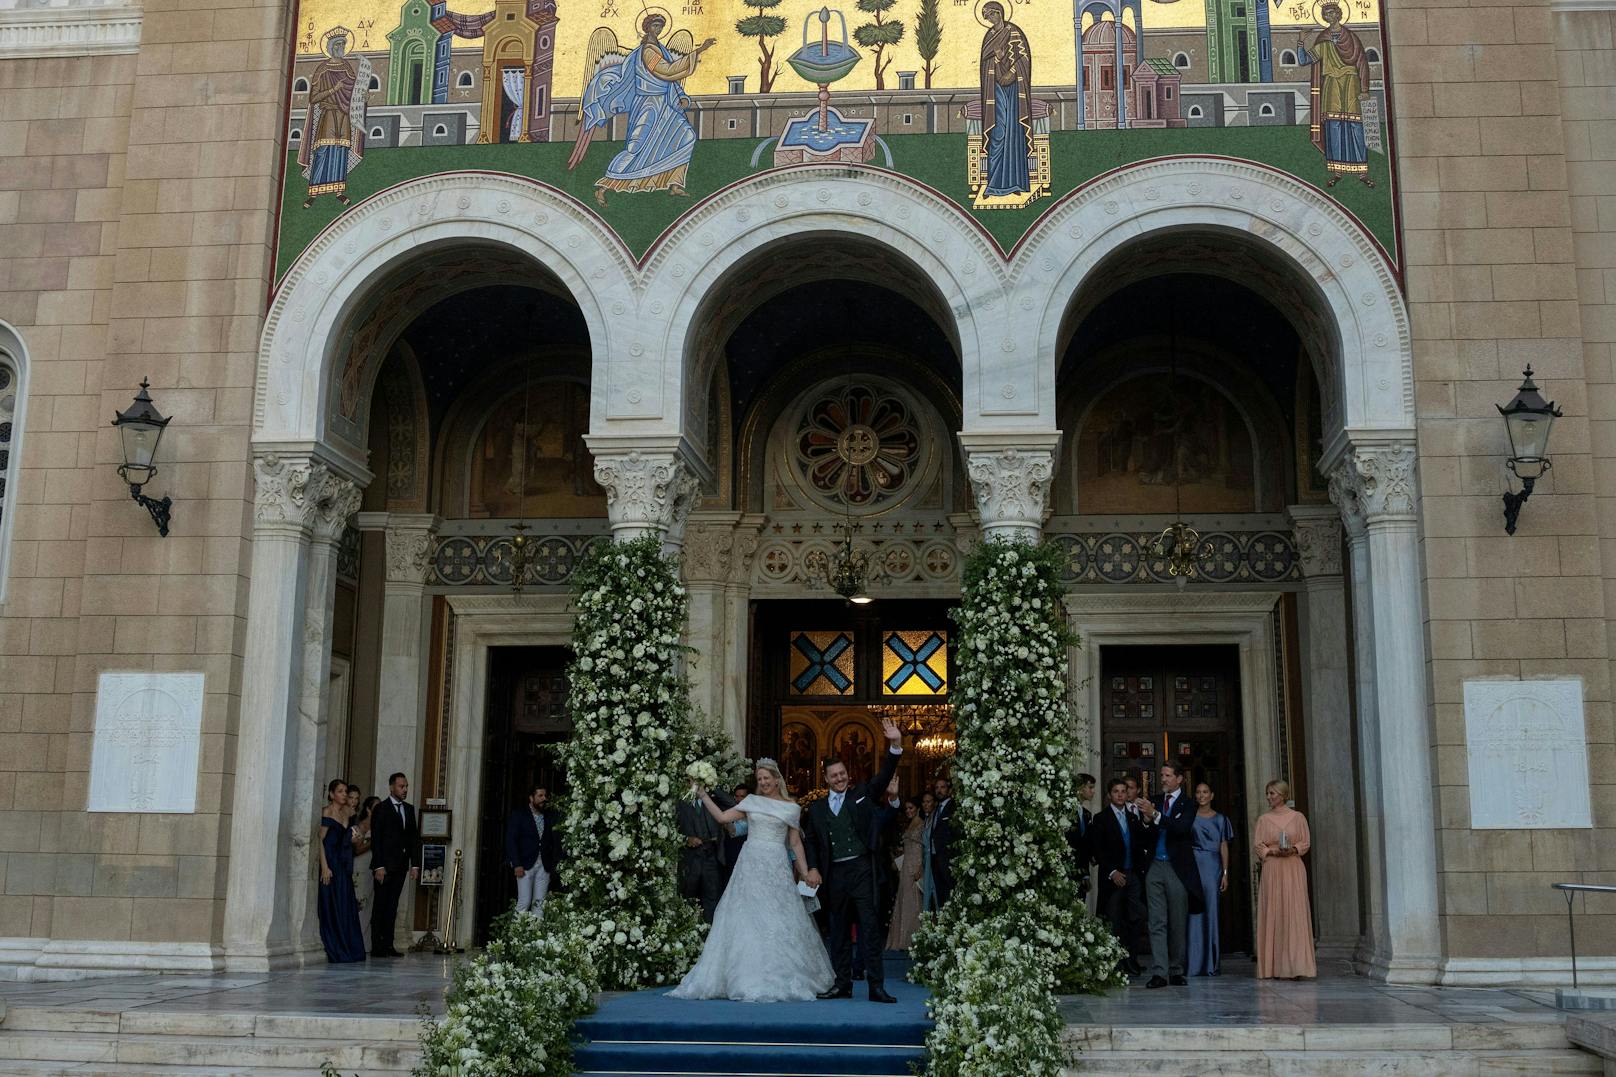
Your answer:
[1463,678,1591,829]
[88,672,204,813]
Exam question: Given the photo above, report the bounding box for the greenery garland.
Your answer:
[911,538,1127,1075]
[551,536,707,989]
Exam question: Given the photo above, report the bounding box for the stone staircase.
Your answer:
[0,1005,421,1075]
[1062,1021,1601,1075]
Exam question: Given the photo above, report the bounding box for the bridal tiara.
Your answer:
[756,757,781,771]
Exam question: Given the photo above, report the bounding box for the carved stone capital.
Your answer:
[310,476,363,547]
[252,454,326,534]
[1330,442,1418,526]
[965,446,1055,543]
[383,515,438,586]
[1288,506,1344,579]
[682,523,735,584]
[592,450,699,545]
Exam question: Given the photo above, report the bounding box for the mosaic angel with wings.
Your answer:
[565,14,716,206]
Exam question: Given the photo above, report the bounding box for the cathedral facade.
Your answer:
[0,0,1611,988]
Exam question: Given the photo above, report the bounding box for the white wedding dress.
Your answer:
[669,795,835,1002]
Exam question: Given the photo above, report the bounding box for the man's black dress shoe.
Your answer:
[1145,976,1168,989]
[817,985,853,1000]
[372,950,400,959]
[1169,975,1188,986]
[868,987,898,1004]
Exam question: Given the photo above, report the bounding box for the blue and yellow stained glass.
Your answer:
[883,630,947,696]
[789,631,856,696]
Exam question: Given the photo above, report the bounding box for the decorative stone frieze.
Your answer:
[0,3,142,59]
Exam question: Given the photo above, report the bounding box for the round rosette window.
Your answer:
[786,379,939,514]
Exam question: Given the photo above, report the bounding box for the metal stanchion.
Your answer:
[435,850,465,954]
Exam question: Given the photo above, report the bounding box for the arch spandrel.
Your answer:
[256,174,628,448]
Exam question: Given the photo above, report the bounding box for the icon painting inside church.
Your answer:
[276,0,1398,277]
[468,381,603,518]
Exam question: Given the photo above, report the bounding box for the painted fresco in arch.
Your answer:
[276,0,1398,280]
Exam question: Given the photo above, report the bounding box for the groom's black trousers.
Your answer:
[823,855,883,990]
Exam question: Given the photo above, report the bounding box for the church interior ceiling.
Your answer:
[276,0,1399,280]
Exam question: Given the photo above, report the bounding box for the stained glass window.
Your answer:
[882,630,948,696]
[788,631,856,696]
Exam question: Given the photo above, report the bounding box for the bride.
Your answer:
[669,758,834,1002]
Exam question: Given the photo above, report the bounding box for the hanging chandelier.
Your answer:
[814,522,876,604]
[507,521,534,594]
[873,703,954,759]
[1147,313,1211,588]
[508,352,535,595]
[915,731,957,760]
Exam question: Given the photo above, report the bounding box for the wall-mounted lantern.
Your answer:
[111,379,173,537]
[1497,367,1561,536]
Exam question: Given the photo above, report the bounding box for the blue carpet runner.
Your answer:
[572,965,931,1077]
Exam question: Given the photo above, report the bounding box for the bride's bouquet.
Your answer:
[685,760,718,799]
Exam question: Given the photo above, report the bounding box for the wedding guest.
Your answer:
[317,779,365,963]
[369,772,421,958]
[352,795,379,952]
[1255,780,1316,979]
[919,791,938,912]
[1140,762,1204,988]
[929,776,956,906]
[1186,781,1234,976]
[722,782,750,885]
[876,775,904,935]
[678,781,727,922]
[1065,772,1096,900]
[1094,777,1148,973]
[885,797,925,952]
[505,785,561,918]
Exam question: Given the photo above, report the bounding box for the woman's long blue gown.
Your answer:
[317,817,367,963]
[1186,811,1235,976]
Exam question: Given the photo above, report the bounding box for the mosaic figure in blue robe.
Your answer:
[978,2,1034,197]
[567,16,717,207]
[298,27,371,209]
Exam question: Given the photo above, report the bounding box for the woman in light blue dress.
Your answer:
[1186,782,1235,976]
[919,791,938,912]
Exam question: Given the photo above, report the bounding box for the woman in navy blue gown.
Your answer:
[317,779,367,963]
[1186,781,1235,976]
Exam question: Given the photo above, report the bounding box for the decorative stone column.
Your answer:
[286,478,362,958]
[683,514,762,749]
[590,447,702,549]
[959,433,1061,543]
[1329,441,1441,983]
[225,453,360,970]
[1288,503,1361,959]
[373,513,438,795]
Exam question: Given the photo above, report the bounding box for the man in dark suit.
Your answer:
[928,775,956,906]
[1064,772,1097,900]
[1094,776,1149,973]
[678,784,736,922]
[504,785,561,918]
[369,771,421,958]
[1139,761,1206,988]
[804,716,904,1003]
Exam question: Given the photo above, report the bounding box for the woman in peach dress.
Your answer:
[1254,780,1316,979]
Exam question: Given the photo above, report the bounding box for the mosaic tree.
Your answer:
[853,0,904,90]
[736,0,787,93]
[914,0,941,88]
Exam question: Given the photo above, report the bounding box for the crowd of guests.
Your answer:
[1068,764,1316,983]
[316,773,422,963]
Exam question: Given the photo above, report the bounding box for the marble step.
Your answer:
[0,1063,404,1077]
[1062,1022,1578,1053]
[0,1007,420,1041]
[0,1029,420,1071]
[1061,1048,1601,1075]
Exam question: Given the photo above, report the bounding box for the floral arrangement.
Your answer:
[911,538,1127,1075]
[415,911,596,1077]
[685,715,753,793]
[551,536,707,989]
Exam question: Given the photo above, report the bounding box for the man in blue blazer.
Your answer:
[505,786,562,918]
[1138,761,1206,987]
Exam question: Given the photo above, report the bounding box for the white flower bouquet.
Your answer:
[685,760,718,797]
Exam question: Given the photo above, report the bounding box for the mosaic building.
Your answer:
[0,0,1611,988]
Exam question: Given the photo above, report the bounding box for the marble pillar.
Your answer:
[959,434,1060,542]
[1288,503,1362,959]
[373,513,438,795]
[224,454,359,970]
[683,515,762,750]
[589,447,702,549]
[1330,441,1441,983]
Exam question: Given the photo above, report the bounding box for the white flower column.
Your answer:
[1287,503,1362,959]
[1329,440,1440,983]
[589,444,702,549]
[225,453,360,969]
[960,433,1061,543]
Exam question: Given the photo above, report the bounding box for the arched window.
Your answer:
[1172,51,1190,69]
[0,322,28,604]
[433,123,449,137]
[1258,103,1275,117]
[1365,47,1380,62]
[293,77,309,93]
[371,125,384,139]
[289,128,302,141]
[456,70,474,88]
[368,74,381,91]
[1279,49,1297,65]
[1188,105,1203,118]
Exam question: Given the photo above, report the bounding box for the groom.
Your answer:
[805,715,903,1004]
